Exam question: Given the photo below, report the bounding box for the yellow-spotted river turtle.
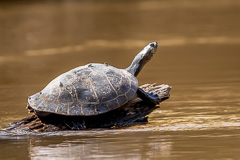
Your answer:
[27,42,159,117]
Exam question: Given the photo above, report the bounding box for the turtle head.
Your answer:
[126,42,158,77]
[139,42,158,63]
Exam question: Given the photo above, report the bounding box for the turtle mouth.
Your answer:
[143,42,158,58]
[150,42,158,54]
[141,43,158,61]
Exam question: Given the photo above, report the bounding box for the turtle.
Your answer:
[27,42,159,118]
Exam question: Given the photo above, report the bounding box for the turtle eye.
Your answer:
[150,43,155,47]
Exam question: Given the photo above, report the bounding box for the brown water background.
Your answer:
[0,0,240,159]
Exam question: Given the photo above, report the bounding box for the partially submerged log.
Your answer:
[4,84,171,132]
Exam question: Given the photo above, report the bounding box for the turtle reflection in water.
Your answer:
[27,42,159,129]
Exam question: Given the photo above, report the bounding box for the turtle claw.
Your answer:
[148,92,160,105]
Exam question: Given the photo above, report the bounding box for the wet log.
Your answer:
[4,84,171,132]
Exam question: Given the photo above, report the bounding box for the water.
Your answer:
[1,0,240,159]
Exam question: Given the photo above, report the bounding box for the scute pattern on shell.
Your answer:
[28,63,138,116]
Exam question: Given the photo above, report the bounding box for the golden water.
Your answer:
[0,0,240,159]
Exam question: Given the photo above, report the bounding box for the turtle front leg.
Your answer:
[137,88,160,105]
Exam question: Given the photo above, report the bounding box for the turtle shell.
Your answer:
[28,63,138,116]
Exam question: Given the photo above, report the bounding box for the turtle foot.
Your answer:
[137,88,160,105]
[147,92,160,105]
